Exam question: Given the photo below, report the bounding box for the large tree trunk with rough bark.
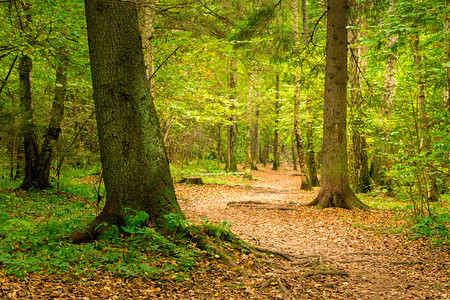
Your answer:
[307,0,366,209]
[348,0,371,193]
[71,0,182,243]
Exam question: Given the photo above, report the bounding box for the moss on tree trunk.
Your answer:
[71,0,182,243]
[307,0,366,209]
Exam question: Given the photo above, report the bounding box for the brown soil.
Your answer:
[177,162,450,299]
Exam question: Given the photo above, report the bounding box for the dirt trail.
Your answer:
[177,162,450,299]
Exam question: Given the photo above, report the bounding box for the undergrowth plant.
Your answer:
[0,172,243,281]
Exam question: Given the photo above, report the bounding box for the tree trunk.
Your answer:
[217,124,223,164]
[34,61,68,189]
[71,0,182,243]
[445,0,450,192]
[138,0,156,96]
[302,0,319,187]
[18,54,41,190]
[273,73,280,170]
[370,0,398,188]
[17,2,40,190]
[307,0,365,209]
[251,105,260,170]
[292,131,298,170]
[226,59,238,172]
[348,0,371,193]
[246,70,255,169]
[414,35,440,202]
[292,0,312,189]
[263,125,269,166]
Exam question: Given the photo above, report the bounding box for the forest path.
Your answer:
[176,162,450,299]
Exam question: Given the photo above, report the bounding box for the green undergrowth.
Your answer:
[0,175,245,281]
[358,192,450,246]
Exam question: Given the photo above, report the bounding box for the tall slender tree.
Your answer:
[348,0,371,193]
[307,0,366,209]
[273,73,281,170]
[293,0,312,189]
[72,0,182,243]
[301,0,320,187]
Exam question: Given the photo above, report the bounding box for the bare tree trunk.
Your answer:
[246,70,255,169]
[371,0,398,188]
[217,124,223,164]
[273,73,280,170]
[72,0,181,243]
[444,0,450,192]
[226,60,238,172]
[251,105,260,170]
[414,36,440,202]
[292,0,311,189]
[263,125,269,166]
[302,0,319,186]
[307,0,365,209]
[292,131,298,170]
[348,0,371,193]
[138,0,156,95]
[35,60,68,188]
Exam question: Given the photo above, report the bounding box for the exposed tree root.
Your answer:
[252,246,295,261]
[261,277,293,299]
[301,270,348,278]
[335,251,392,257]
[227,201,300,211]
[306,186,368,210]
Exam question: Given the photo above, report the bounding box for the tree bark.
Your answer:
[292,0,312,189]
[307,0,365,209]
[34,61,68,189]
[263,125,269,166]
[72,0,182,243]
[18,53,40,190]
[251,105,260,170]
[217,124,223,164]
[226,59,238,172]
[348,0,371,193]
[273,73,280,170]
[292,131,298,170]
[302,0,319,187]
[414,35,440,202]
[17,2,40,190]
[370,0,398,188]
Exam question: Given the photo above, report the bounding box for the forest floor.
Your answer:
[1,162,449,299]
[175,161,450,299]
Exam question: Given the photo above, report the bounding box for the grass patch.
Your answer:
[0,172,203,281]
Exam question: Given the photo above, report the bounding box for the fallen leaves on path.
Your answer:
[1,162,449,299]
[177,162,450,299]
